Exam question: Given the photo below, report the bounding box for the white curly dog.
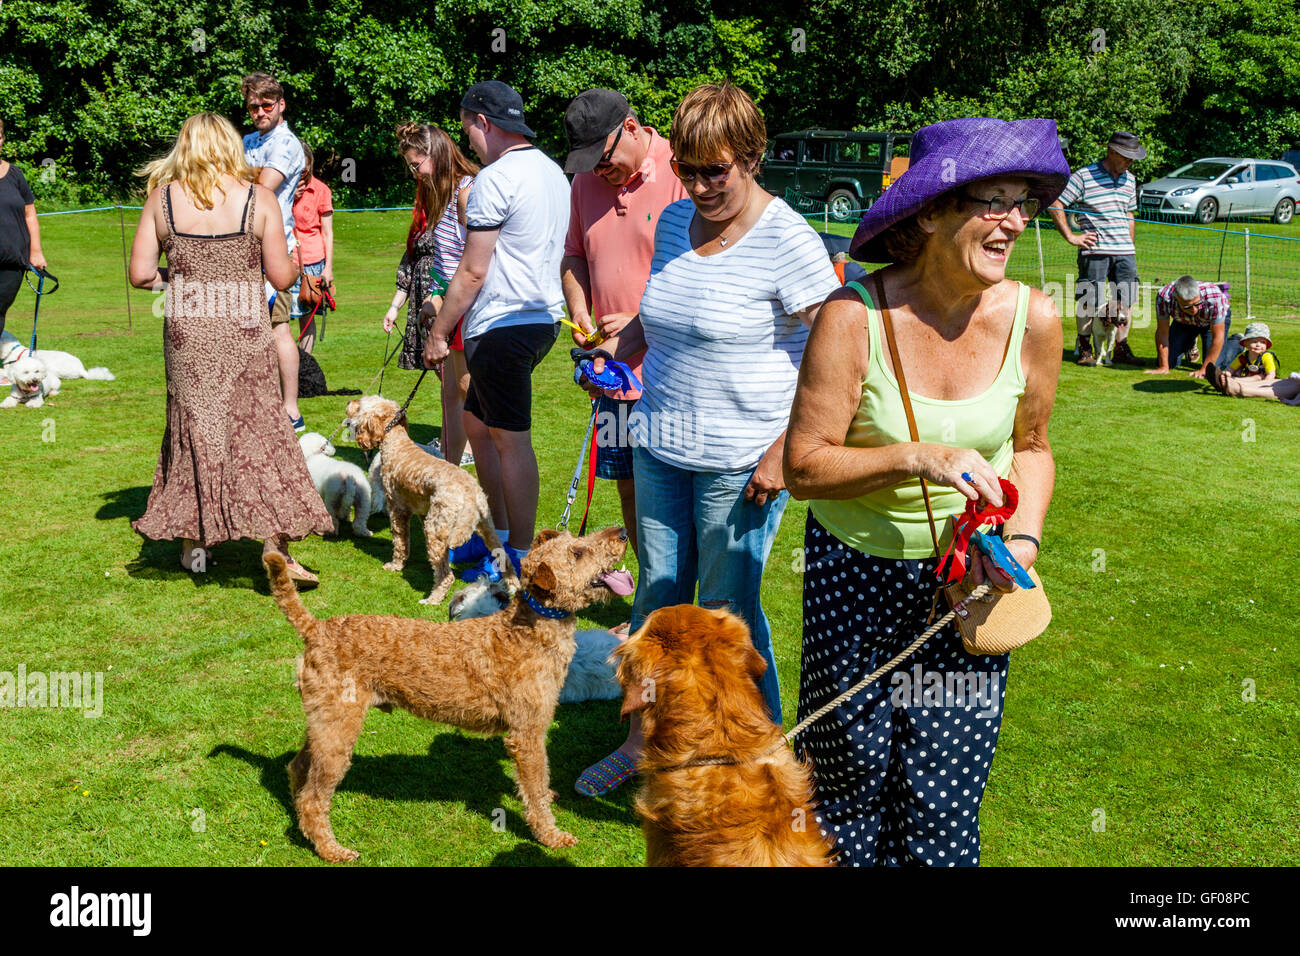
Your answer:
[299,432,373,538]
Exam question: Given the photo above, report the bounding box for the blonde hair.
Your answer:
[137,113,255,209]
[670,82,767,168]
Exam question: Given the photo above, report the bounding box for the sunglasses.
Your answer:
[594,126,624,168]
[407,156,427,173]
[959,193,1041,220]
[670,158,737,185]
[248,101,279,114]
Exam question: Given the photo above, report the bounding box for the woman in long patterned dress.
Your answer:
[128,113,332,583]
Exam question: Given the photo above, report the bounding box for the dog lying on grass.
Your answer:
[614,604,835,867]
[345,394,503,604]
[450,575,624,704]
[264,526,634,863]
[1,355,56,408]
[0,329,114,383]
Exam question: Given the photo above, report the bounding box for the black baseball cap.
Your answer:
[563,89,631,173]
[1108,131,1147,160]
[460,80,535,138]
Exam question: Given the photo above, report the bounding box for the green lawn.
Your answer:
[1,208,1296,866]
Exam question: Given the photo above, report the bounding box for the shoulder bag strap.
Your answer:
[874,273,944,561]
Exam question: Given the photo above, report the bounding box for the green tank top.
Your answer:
[809,280,1029,560]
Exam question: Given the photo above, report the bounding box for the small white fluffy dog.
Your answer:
[367,439,443,516]
[448,576,623,703]
[0,330,115,383]
[299,432,373,537]
[1,355,57,408]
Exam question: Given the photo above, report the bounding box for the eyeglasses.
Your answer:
[407,156,427,173]
[959,193,1040,220]
[248,102,278,114]
[670,159,737,185]
[594,126,624,168]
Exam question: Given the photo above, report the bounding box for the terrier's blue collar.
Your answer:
[520,589,571,619]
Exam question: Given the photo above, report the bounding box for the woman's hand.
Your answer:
[29,251,47,273]
[745,441,786,507]
[915,444,1004,509]
[576,334,620,398]
[383,306,399,334]
[419,295,438,327]
[964,537,1037,594]
[321,266,334,287]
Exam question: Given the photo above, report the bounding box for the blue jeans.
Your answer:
[1170,314,1232,369]
[630,444,789,721]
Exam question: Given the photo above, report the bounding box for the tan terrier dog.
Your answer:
[265,526,634,862]
[345,395,508,604]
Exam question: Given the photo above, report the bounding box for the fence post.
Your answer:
[117,204,133,332]
[1244,227,1252,320]
[1034,218,1045,288]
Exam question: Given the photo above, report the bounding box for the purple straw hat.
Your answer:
[850,117,1071,263]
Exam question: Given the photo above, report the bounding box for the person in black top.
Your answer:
[0,118,47,339]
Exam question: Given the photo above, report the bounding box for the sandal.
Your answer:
[574,750,637,797]
[283,558,319,588]
[1208,365,1229,395]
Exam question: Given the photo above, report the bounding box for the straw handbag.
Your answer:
[869,275,1051,655]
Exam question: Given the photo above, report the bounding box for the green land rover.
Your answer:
[761,129,912,222]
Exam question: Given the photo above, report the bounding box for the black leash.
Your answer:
[382,367,428,437]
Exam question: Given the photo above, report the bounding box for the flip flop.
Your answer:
[574,750,637,797]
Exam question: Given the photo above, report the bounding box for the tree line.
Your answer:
[3,0,1297,207]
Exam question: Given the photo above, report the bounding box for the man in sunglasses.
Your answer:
[1146,274,1232,378]
[1049,131,1145,367]
[559,89,687,572]
[241,72,307,432]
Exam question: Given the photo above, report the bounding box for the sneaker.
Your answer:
[458,545,524,583]
[1111,340,1141,366]
[449,534,489,567]
[289,413,306,433]
[1187,342,1201,365]
[459,450,475,467]
[1074,334,1097,367]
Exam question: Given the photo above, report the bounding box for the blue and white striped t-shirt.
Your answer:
[1058,162,1137,256]
[632,197,839,472]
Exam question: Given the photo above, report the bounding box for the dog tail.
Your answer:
[83,367,115,381]
[263,552,318,639]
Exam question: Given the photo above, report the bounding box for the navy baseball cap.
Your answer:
[460,81,535,138]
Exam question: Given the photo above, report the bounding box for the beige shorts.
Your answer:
[270,291,291,327]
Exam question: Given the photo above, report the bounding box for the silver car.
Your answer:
[1138,157,1300,224]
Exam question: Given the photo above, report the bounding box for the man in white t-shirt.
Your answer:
[241,72,307,431]
[423,81,569,578]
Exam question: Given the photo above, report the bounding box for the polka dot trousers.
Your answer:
[796,513,1010,867]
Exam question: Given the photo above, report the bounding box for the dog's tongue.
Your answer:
[600,570,635,596]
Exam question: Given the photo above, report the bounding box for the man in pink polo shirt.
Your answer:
[561,90,687,562]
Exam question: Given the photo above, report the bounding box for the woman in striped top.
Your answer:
[385,123,477,466]
[575,83,838,795]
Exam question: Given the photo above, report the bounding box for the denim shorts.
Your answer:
[593,393,634,480]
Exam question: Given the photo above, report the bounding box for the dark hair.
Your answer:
[880,193,962,264]
[301,142,314,180]
[395,123,479,255]
[241,73,284,103]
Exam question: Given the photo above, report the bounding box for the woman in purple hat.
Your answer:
[783,118,1069,866]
